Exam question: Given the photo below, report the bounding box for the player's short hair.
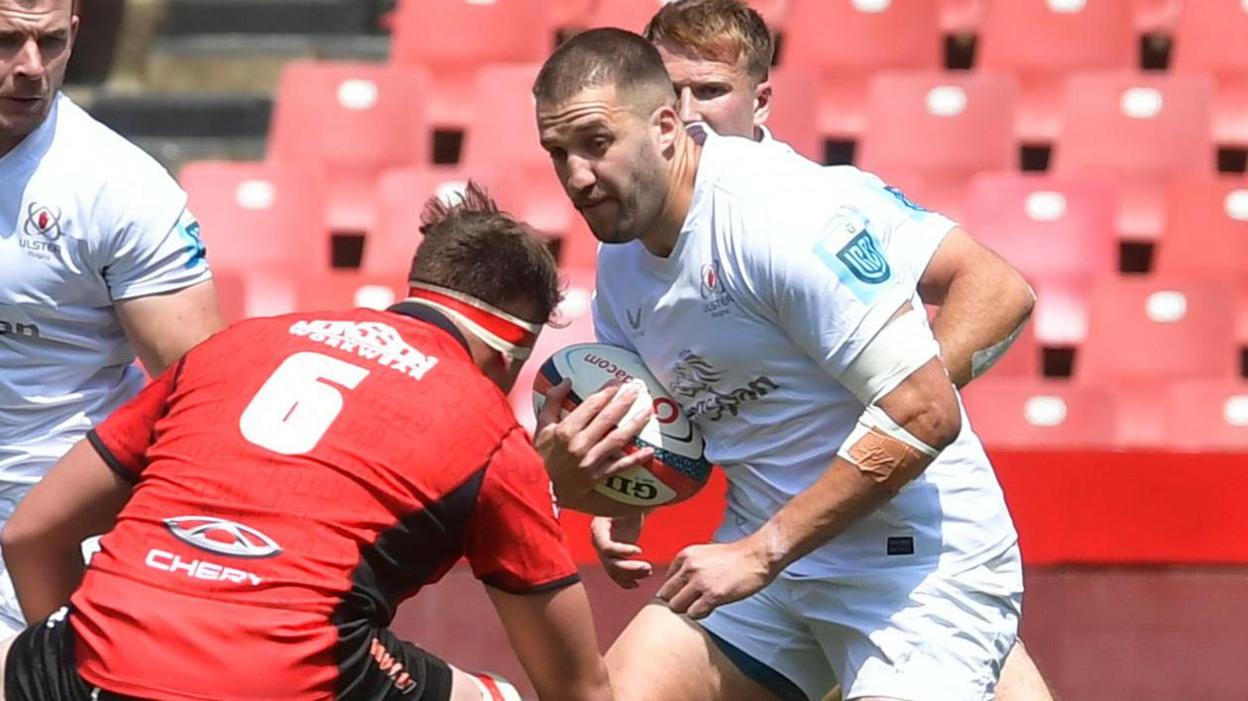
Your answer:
[532,27,677,113]
[409,182,562,325]
[644,0,774,82]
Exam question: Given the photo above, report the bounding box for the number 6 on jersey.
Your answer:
[239,352,370,455]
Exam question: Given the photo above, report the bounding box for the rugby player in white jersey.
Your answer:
[0,0,222,633]
[595,2,1053,699]
[534,28,1024,701]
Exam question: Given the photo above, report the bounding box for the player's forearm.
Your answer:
[1,534,83,623]
[748,458,895,575]
[929,265,1034,388]
[750,360,961,574]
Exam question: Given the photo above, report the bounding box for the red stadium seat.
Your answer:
[1172,1,1248,147]
[550,0,596,29]
[390,0,550,129]
[1077,275,1240,384]
[363,168,464,277]
[961,378,1117,449]
[580,0,667,31]
[208,269,301,324]
[509,267,598,431]
[1165,380,1248,450]
[181,160,331,274]
[764,67,822,161]
[978,0,1136,143]
[461,63,548,176]
[1154,177,1248,276]
[367,166,577,275]
[964,172,1118,345]
[287,270,409,313]
[459,64,581,251]
[267,61,432,233]
[940,0,988,33]
[572,0,791,33]
[1053,72,1216,241]
[1238,280,1248,349]
[858,71,1017,219]
[1133,0,1182,32]
[783,0,942,140]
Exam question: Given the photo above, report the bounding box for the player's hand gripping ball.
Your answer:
[533,344,713,508]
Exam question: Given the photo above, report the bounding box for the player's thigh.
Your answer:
[994,640,1054,701]
[607,602,774,701]
[610,596,833,701]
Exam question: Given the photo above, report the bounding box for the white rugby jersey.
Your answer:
[0,93,212,483]
[594,128,1017,577]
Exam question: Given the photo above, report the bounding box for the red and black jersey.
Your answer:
[72,304,576,700]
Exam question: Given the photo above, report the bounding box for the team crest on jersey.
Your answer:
[836,231,891,284]
[23,203,63,240]
[698,260,734,317]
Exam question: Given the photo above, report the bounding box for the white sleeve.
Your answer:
[101,175,213,302]
[848,168,958,283]
[736,200,918,379]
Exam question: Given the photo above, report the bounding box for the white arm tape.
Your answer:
[855,404,939,458]
[839,308,941,406]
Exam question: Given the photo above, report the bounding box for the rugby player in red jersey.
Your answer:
[0,184,641,701]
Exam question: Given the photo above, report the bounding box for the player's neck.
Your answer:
[642,134,701,258]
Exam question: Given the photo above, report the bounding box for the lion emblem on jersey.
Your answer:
[668,350,779,423]
[668,350,725,398]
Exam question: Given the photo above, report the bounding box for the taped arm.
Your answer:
[748,305,963,575]
[918,227,1035,387]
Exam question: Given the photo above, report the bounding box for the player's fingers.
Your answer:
[588,444,654,482]
[607,561,653,589]
[684,594,717,621]
[597,538,643,558]
[610,559,653,578]
[555,382,623,440]
[662,581,701,616]
[657,556,690,601]
[576,386,645,464]
[535,379,573,429]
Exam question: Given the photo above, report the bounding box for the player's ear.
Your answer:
[653,103,681,153]
[753,80,773,127]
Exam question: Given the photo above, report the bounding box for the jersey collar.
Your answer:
[386,302,472,357]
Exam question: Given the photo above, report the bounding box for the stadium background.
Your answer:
[65,1,1247,698]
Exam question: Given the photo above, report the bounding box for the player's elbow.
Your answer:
[879,360,963,452]
[908,389,962,452]
[1,511,43,563]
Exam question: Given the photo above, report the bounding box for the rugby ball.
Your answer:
[533,343,713,508]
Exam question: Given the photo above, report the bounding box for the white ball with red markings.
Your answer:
[533,343,713,508]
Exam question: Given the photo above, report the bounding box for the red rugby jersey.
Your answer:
[72,304,576,700]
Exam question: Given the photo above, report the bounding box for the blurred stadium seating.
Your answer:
[63,2,1248,697]
[63,0,1245,451]
[66,0,1239,455]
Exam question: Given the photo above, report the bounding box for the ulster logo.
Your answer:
[835,231,891,284]
[23,203,63,240]
[699,262,720,299]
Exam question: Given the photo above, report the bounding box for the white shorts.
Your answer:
[700,545,1023,701]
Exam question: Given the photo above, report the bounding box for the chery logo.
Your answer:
[163,516,282,559]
